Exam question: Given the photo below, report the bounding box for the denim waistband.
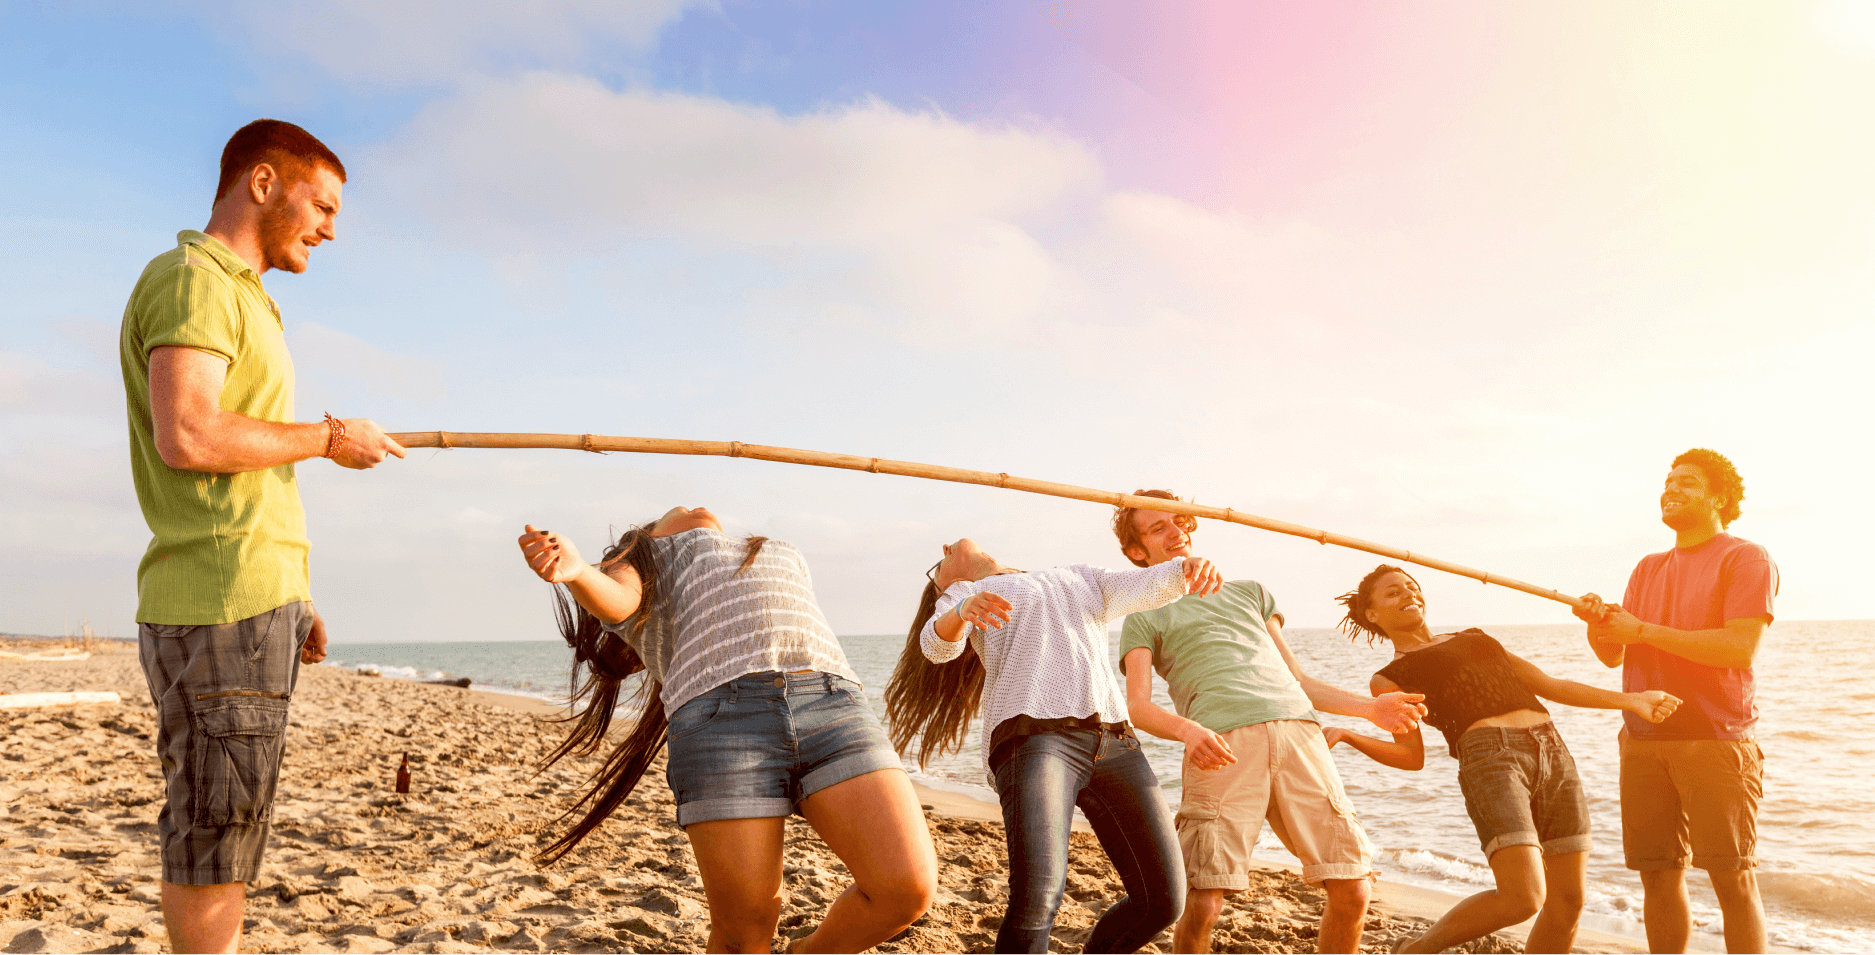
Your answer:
[712,670,847,700]
[1457,721,1561,747]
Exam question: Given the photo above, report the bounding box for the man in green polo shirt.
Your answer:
[119,118,405,955]
[1114,490,1428,954]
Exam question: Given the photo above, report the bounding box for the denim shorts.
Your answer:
[664,670,902,827]
[139,601,311,885]
[1456,722,1592,859]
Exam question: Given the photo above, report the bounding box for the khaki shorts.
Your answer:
[1619,729,1763,872]
[1175,719,1373,889]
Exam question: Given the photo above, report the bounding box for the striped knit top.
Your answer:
[601,528,860,717]
[922,559,1188,778]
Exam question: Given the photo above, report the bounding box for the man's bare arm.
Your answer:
[1122,647,1234,771]
[1268,615,1426,733]
[149,345,404,473]
[1602,609,1768,670]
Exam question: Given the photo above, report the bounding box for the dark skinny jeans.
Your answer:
[990,725,1184,953]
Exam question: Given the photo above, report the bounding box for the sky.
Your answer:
[3,1,1871,643]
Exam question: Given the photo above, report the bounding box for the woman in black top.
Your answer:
[1328,565,1679,954]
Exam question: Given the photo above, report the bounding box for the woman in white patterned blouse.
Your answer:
[886,537,1221,954]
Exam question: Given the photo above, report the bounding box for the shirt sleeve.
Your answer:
[136,261,244,364]
[921,586,973,663]
[1256,582,1281,624]
[1117,614,1158,675]
[1087,558,1187,621]
[1723,548,1778,624]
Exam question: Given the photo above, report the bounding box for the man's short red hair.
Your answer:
[215,119,346,204]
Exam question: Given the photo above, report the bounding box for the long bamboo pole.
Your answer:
[389,431,1586,610]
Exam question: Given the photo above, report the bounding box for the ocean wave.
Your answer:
[1758,870,1875,923]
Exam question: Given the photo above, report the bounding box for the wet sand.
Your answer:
[2,644,1664,953]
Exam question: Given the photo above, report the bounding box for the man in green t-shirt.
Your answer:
[119,119,405,955]
[1114,490,1428,954]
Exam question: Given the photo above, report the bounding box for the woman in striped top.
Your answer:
[885,536,1222,954]
[519,506,935,954]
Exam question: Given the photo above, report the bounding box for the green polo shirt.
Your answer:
[119,230,311,625]
[1119,579,1317,734]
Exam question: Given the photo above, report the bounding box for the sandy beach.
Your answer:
[1,643,1665,954]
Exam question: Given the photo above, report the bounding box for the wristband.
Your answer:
[322,413,346,459]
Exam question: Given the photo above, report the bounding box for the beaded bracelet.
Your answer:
[322,412,347,459]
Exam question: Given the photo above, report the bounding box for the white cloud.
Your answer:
[287,320,448,406]
[195,0,696,88]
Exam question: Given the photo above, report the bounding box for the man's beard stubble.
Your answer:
[257,199,305,274]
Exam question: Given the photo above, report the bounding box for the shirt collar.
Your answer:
[176,230,259,280]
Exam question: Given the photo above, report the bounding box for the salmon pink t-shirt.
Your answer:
[1621,533,1777,740]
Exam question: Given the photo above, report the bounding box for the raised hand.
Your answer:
[956,592,1013,631]
[1369,691,1427,734]
[1182,557,1222,596]
[330,417,407,469]
[1573,592,1610,624]
[1629,690,1682,724]
[519,525,587,584]
[1180,723,1237,771]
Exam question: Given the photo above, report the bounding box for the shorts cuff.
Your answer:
[1188,874,1250,891]
[677,796,794,827]
[162,864,258,886]
[1541,835,1593,856]
[799,751,904,799]
[1299,863,1371,885]
[1691,854,1757,872]
[1625,855,1690,872]
[1481,831,1540,858]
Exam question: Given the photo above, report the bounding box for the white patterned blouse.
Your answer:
[920,559,1188,781]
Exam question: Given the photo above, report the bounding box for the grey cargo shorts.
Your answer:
[138,601,311,885]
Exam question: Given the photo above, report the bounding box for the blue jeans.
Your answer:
[990,726,1184,953]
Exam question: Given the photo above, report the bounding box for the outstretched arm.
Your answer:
[1504,652,1681,724]
[151,345,404,472]
[1090,557,1218,620]
[1268,616,1427,734]
[1321,674,1425,771]
[518,526,644,624]
[1123,647,1236,771]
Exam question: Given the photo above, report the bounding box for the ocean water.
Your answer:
[329,619,1875,953]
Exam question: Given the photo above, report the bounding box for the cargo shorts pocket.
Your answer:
[190,698,290,826]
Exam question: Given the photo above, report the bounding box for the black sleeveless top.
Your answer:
[1375,629,1548,756]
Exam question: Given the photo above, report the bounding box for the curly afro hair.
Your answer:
[1672,448,1744,527]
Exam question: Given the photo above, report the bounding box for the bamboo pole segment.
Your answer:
[389,431,1587,610]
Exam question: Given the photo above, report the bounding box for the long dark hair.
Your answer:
[883,580,986,768]
[536,522,768,865]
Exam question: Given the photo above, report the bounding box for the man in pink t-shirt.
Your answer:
[1576,449,1777,954]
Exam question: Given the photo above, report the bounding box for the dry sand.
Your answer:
[2,643,1648,953]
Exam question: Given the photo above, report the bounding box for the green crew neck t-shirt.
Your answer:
[1119,579,1316,734]
[119,230,311,625]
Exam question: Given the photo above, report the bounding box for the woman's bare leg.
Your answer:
[793,768,938,953]
[1524,851,1586,953]
[1398,846,1545,953]
[686,817,788,954]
